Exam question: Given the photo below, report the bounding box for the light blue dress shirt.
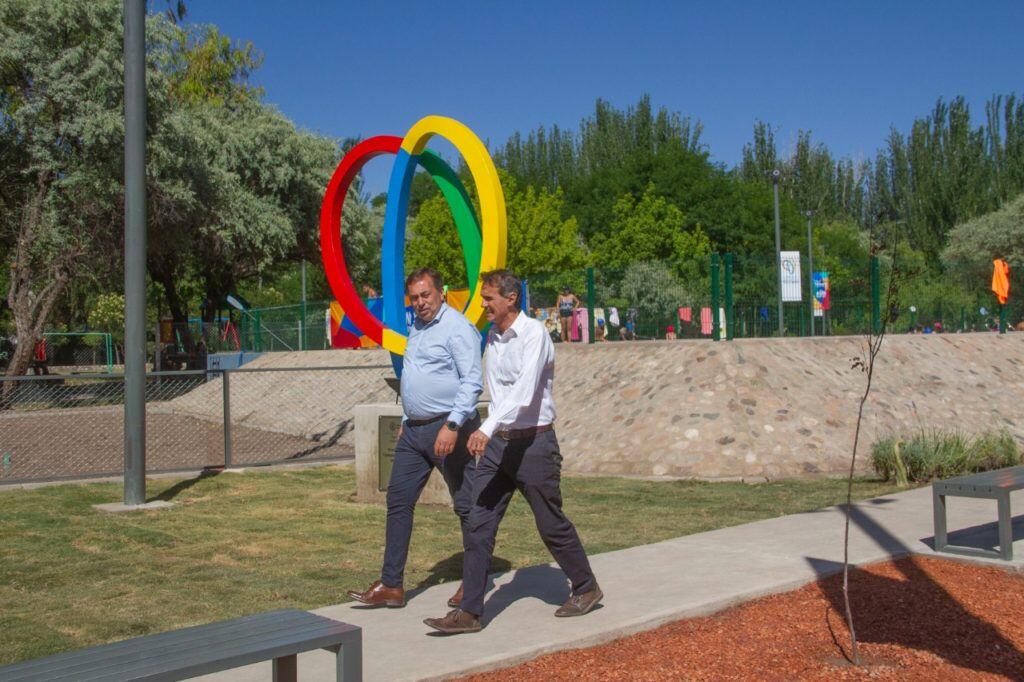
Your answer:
[400,303,483,426]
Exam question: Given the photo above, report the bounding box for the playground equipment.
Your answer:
[319,116,507,373]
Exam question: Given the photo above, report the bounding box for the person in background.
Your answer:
[594,319,607,342]
[665,325,677,340]
[557,288,579,343]
[31,339,49,375]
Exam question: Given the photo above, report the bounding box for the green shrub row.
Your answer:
[871,430,1022,484]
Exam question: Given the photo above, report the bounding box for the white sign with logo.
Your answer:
[780,251,802,302]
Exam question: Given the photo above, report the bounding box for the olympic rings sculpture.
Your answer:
[319,116,507,360]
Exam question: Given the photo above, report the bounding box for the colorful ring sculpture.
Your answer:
[319,116,507,360]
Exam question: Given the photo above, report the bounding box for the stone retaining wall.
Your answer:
[173,334,1024,480]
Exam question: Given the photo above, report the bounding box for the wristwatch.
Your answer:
[445,420,459,432]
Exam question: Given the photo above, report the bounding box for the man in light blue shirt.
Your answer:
[347,268,483,609]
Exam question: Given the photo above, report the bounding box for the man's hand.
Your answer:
[434,426,458,457]
[467,430,489,458]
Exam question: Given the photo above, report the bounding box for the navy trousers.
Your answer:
[380,414,479,588]
[460,429,597,617]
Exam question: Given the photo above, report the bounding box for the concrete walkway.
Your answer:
[199,486,1023,682]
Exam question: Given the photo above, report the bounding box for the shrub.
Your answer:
[871,429,1021,483]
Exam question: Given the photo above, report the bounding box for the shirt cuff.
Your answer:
[479,416,498,438]
[446,410,466,427]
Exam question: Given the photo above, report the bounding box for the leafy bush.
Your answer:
[872,430,1021,484]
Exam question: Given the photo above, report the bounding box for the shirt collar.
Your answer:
[415,302,450,330]
[495,310,527,340]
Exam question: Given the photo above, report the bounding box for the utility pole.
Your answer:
[123,0,147,505]
[772,169,783,336]
[805,209,814,337]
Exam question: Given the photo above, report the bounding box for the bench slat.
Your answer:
[77,625,359,682]
[933,465,1024,492]
[1,609,358,682]
[0,610,313,679]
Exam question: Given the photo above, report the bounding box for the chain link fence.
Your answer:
[0,365,392,484]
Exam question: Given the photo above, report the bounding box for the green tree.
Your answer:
[87,293,126,336]
[0,0,129,377]
[406,171,586,286]
[590,184,711,287]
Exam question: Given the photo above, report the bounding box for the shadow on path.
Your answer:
[405,552,512,603]
[920,514,1024,553]
[806,501,1024,677]
[480,564,572,626]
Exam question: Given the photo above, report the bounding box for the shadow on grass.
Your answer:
[806,502,1024,677]
[146,469,221,503]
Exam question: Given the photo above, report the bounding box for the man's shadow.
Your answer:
[479,563,577,626]
[410,553,578,628]
[806,501,1024,677]
[404,552,513,602]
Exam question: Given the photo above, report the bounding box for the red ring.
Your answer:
[319,135,402,345]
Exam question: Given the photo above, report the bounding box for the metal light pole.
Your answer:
[805,210,814,337]
[123,0,147,505]
[772,169,783,336]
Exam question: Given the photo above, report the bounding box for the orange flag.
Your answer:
[992,259,1010,305]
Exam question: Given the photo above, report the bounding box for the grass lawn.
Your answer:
[0,465,907,665]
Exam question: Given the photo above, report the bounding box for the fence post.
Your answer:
[300,260,307,351]
[960,306,966,332]
[724,253,734,340]
[105,333,113,373]
[711,253,721,342]
[999,304,1007,334]
[586,267,596,344]
[870,256,881,335]
[222,370,232,468]
[254,311,263,352]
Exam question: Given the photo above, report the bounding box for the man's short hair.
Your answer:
[480,269,521,307]
[405,268,444,293]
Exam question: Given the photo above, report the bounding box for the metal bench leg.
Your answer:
[273,654,297,682]
[933,489,947,553]
[998,494,1013,561]
[330,632,363,682]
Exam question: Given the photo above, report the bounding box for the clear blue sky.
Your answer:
[186,0,1024,194]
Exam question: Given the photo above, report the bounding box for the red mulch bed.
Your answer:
[460,556,1024,681]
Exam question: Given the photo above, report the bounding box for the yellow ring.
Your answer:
[399,116,507,330]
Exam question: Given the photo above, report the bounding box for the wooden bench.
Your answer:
[933,465,1024,561]
[0,609,361,681]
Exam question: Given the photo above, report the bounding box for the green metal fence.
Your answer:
[216,253,1019,353]
[237,301,330,353]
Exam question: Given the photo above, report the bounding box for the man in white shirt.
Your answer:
[424,269,601,634]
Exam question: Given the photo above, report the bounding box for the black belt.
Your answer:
[495,424,554,440]
[405,414,446,427]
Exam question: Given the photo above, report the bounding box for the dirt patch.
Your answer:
[0,405,351,481]
[459,556,1024,681]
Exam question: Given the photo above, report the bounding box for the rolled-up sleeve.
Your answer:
[446,323,483,426]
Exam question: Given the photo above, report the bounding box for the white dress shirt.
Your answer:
[479,311,556,438]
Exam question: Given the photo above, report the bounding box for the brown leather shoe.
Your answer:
[555,586,603,617]
[447,583,464,608]
[423,608,481,634]
[346,580,405,608]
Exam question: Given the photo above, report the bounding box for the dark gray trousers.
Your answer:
[381,415,479,588]
[460,429,596,617]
